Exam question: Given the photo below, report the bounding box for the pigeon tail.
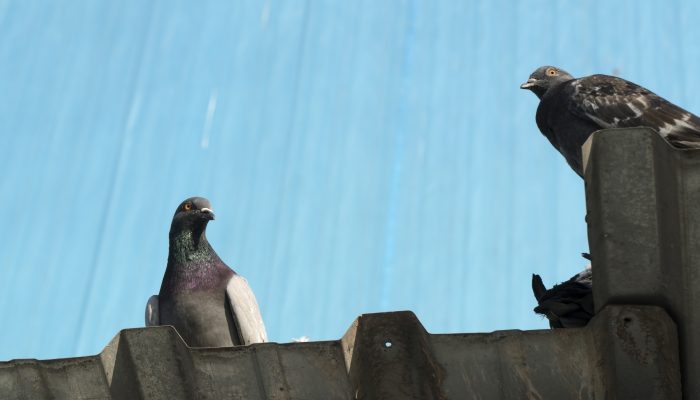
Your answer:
[532,268,594,329]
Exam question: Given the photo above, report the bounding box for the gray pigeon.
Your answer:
[145,197,267,347]
[521,66,700,177]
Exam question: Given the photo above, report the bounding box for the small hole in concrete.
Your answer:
[384,341,392,348]
[623,317,632,323]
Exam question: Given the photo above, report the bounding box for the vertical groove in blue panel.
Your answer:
[73,92,144,353]
[267,0,310,324]
[673,1,688,103]
[71,3,155,354]
[379,0,416,310]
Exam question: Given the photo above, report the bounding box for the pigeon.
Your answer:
[532,265,593,329]
[521,66,700,177]
[145,197,268,347]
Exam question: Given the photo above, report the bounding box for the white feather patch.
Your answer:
[658,118,698,136]
[145,295,159,326]
[226,275,268,345]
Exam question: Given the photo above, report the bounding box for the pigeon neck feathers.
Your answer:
[162,224,233,294]
[168,225,216,266]
[536,77,573,100]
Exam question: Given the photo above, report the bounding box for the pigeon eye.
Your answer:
[546,68,557,76]
[183,202,192,211]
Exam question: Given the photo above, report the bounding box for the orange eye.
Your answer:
[183,202,192,211]
[546,68,557,76]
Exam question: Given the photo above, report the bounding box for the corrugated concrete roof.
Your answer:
[0,306,680,399]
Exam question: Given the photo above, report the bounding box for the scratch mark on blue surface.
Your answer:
[260,1,271,28]
[380,0,416,310]
[0,1,10,26]
[201,89,218,149]
[126,92,142,132]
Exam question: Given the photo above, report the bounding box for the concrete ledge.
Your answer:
[0,306,681,399]
[583,127,700,399]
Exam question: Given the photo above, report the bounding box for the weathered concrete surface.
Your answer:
[341,311,446,400]
[583,127,700,399]
[434,305,679,400]
[0,306,680,399]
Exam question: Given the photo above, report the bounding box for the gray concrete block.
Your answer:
[583,127,699,399]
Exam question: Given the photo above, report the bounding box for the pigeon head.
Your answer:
[166,197,223,278]
[170,197,216,236]
[520,66,574,99]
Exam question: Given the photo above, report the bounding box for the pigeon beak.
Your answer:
[520,78,537,89]
[201,208,215,220]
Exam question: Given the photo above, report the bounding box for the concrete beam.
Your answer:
[583,127,699,398]
[0,306,680,399]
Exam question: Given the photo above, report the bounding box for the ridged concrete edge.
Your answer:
[0,305,681,399]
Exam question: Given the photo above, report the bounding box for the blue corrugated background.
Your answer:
[2,1,699,360]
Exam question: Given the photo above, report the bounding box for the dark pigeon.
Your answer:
[521,66,700,177]
[532,266,593,329]
[145,197,267,347]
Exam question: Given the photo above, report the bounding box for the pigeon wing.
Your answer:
[225,274,268,345]
[145,295,159,326]
[569,74,700,146]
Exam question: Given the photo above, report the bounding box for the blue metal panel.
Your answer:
[0,0,696,360]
